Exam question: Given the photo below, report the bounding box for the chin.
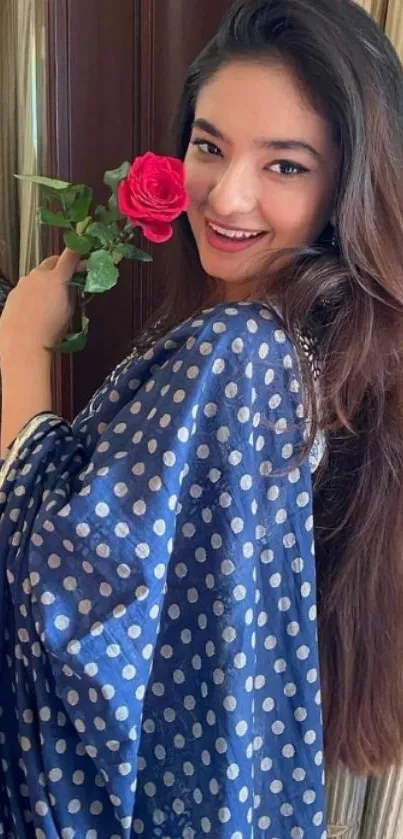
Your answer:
[197,248,253,284]
[201,260,250,285]
[194,226,275,286]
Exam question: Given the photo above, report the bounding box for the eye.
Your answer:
[191,138,222,157]
[268,160,309,176]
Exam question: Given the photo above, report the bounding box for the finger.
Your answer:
[55,248,82,283]
[30,255,59,274]
[38,255,59,270]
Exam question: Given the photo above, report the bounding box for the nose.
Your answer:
[208,160,258,218]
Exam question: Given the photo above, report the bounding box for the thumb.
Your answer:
[55,248,83,283]
[39,255,59,270]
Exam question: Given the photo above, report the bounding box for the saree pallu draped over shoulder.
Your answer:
[0,303,327,839]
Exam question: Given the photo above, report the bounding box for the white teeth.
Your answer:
[209,222,262,240]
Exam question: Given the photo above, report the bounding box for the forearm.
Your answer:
[0,350,53,457]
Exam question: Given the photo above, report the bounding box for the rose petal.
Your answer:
[118,180,136,218]
[140,220,173,244]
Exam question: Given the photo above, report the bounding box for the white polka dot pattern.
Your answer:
[0,303,326,838]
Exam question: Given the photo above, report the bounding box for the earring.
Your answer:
[331,224,338,249]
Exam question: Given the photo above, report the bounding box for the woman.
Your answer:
[1,0,403,836]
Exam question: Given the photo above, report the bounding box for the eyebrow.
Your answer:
[192,118,321,160]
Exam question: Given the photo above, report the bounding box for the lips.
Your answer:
[208,221,264,241]
[205,219,268,253]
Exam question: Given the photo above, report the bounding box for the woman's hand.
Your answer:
[0,249,83,358]
[0,249,85,454]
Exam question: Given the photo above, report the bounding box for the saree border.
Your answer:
[0,412,59,488]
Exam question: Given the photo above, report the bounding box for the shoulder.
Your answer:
[164,303,303,426]
[171,302,297,363]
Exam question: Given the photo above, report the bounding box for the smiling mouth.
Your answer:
[207,220,267,241]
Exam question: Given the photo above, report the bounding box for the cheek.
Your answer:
[261,185,331,237]
[184,160,211,211]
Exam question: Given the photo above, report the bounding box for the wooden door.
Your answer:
[46,0,232,419]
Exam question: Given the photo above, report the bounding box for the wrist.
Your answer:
[0,348,53,455]
[0,343,52,369]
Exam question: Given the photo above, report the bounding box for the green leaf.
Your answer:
[94,204,115,224]
[85,249,119,293]
[103,161,130,195]
[63,231,93,255]
[15,173,73,190]
[38,207,71,229]
[87,221,119,247]
[68,185,93,223]
[54,316,89,353]
[113,242,153,262]
[40,184,86,209]
[108,194,125,220]
[16,174,85,208]
[76,216,92,235]
[57,184,85,207]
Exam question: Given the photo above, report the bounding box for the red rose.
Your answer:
[118,152,188,244]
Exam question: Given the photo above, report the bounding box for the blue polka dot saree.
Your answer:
[0,303,326,839]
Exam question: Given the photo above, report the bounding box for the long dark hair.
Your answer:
[152,0,403,775]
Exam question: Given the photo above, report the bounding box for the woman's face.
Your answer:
[185,60,339,300]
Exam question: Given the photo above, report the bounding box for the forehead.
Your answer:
[195,60,333,150]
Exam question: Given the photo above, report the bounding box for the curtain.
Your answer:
[0,0,19,284]
[0,0,47,285]
[16,0,48,278]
